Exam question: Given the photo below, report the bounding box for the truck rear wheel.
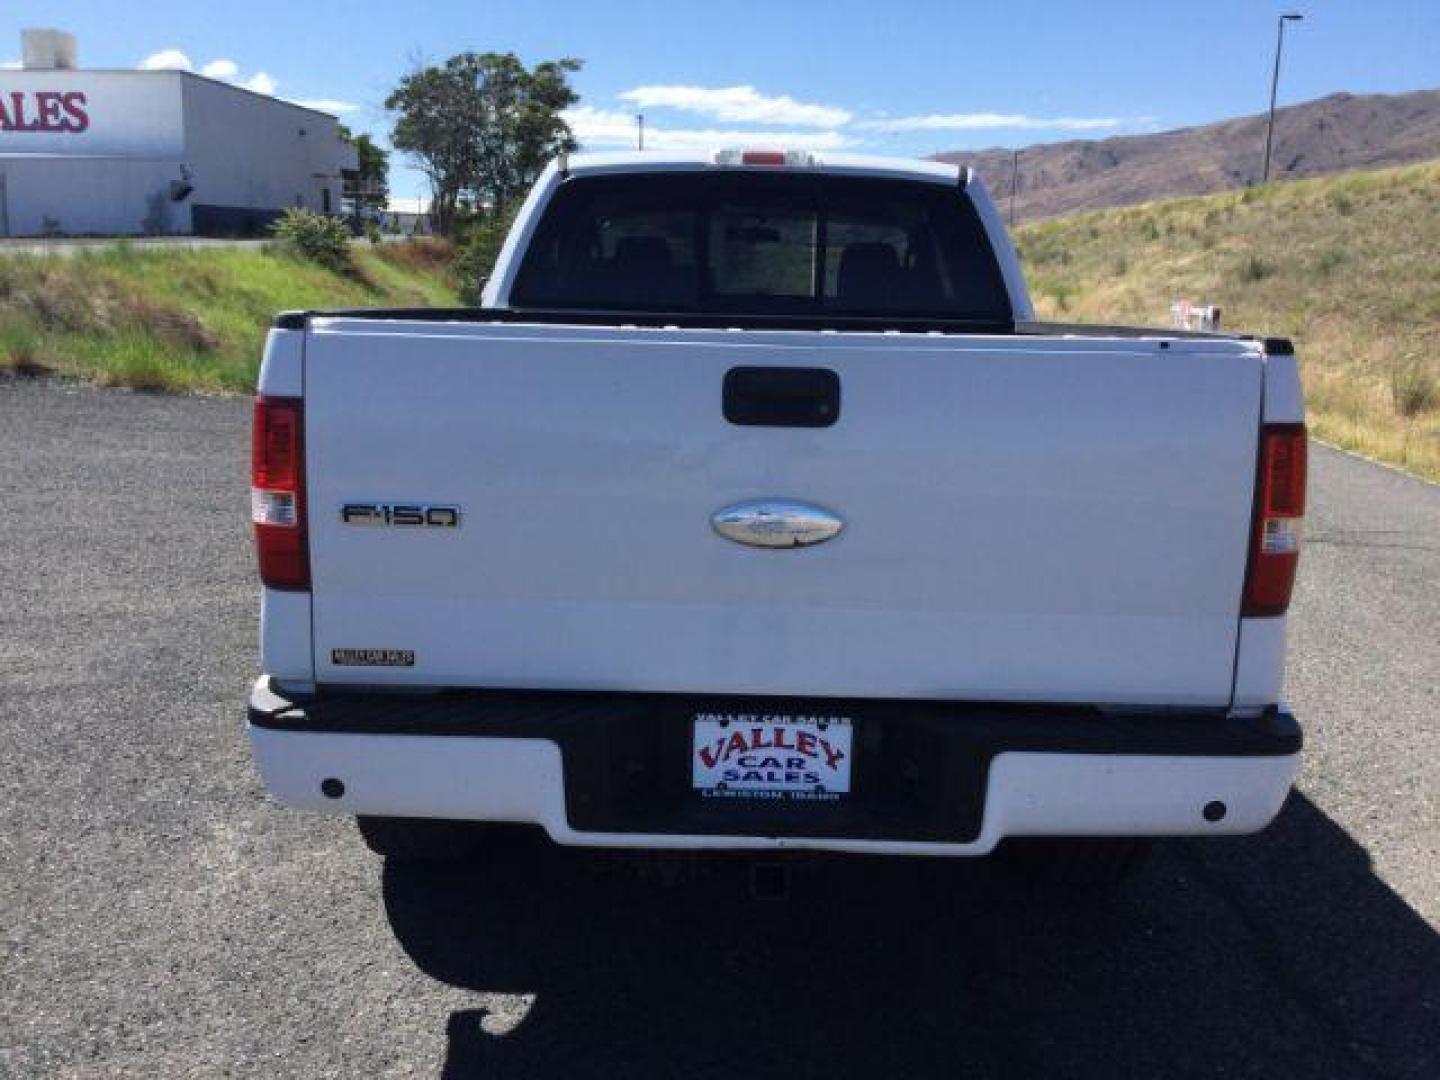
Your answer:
[355,816,487,862]
[997,838,1154,887]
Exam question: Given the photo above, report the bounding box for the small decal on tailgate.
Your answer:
[331,648,415,667]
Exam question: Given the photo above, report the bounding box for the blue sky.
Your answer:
[8,1,1440,200]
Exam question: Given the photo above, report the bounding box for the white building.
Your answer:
[0,30,357,237]
[382,196,434,236]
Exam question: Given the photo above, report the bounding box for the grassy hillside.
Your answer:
[938,88,1440,222]
[0,240,460,393]
[1016,160,1440,480]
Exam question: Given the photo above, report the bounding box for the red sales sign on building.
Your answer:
[0,91,90,133]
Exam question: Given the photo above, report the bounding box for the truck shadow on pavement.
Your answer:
[383,793,1438,1079]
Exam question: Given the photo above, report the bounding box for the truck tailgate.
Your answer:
[302,319,1261,706]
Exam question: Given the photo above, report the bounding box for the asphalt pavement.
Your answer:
[1,376,1436,1078]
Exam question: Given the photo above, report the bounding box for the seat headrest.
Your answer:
[836,242,902,303]
[612,236,673,271]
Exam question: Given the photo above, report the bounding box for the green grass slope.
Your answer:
[1016,160,1440,480]
[0,240,460,393]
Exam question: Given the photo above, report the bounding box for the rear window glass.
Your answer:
[511,172,1011,320]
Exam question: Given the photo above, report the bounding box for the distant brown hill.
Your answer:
[933,88,1440,222]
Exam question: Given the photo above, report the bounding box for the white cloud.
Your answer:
[197,59,292,105]
[561,106,647,146]
[138,48,192,71]
[137,49,361,116]
[584,83,1131,149]
[243,71,278,95]
[1,59,21,70]
[855,112,1122,133]
[292,98,359,115]
[562,105,852,152]
[619,85,851,128]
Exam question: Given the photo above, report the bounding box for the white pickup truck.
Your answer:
[246,149,1305,882]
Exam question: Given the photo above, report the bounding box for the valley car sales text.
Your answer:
[694,714,849,800]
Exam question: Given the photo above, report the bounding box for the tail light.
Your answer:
[1242,423,1307,616]
[739,150,788,166]
[251,395,309,590]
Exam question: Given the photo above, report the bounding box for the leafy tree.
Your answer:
[466,53,581,218]
[385,63,479,234]
[338,125,391,213]
[386,52,581,234]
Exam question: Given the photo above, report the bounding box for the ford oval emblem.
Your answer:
[711,499,845,549]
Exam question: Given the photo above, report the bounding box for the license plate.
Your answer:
[691,711,853,803]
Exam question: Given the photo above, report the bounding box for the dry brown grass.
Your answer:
[1016,160,1440,481]
[374,237,457,276]
[0,258,219,349]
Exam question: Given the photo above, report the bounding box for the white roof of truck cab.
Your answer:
[560,150,965,186]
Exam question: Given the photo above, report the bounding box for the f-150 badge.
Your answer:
[341,503,460,527]
[711,499,844,548]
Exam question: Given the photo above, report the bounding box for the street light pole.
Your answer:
[1262,13,1304,183]
[637,113,645,151]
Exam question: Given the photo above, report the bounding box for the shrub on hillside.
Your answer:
[1238,254,1273,283]
[271,209,354,274]
[1314,247,1348,275]
[1392,361,1439,419]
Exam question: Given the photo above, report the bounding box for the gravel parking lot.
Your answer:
[1,377,1436,1078]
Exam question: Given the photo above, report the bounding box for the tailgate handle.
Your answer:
[723,367,840,428]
